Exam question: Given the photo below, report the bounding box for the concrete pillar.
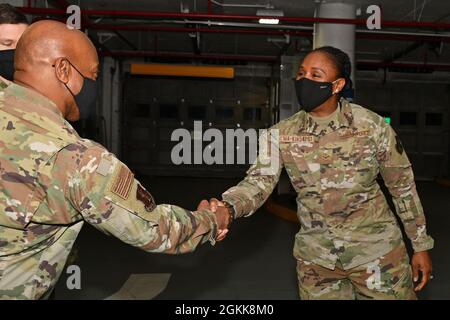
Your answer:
[314,1,356,98]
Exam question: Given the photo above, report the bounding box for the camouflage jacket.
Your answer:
[223,98,434,270]
[0,78,218,300]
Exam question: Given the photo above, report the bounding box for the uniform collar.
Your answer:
[0,75,10,89]
[298,97,354,136]
[4,82,63,117]
[1,81,79,141]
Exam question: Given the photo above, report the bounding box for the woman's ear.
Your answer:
[53,58,71,84]
[333,78,346,94]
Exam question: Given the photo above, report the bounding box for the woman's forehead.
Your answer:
[301,51,338,75]
[302,52,333,66]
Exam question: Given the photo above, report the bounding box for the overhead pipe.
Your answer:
[100,50,278,62]
[357,60,450,71]
[121,19,450,41]
[17,7,450,43]
[87,24,450,43]
[26,19,450,43]
[88,24,312,37]
[208,0,212,14]
[26,14,450,43]
[210,0,274,9]
[100,50,450,71]
[111,19,450,41]
[17,7,450,30]
[89,19,313,32]
[356,31,450,43]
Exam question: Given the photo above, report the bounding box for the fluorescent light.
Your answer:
[257,9,283,25]
[259,18,280,24]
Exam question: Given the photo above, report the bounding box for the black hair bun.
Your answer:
[311,46,354,94]
[343,77,353,95]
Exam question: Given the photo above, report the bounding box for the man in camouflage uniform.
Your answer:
[0,20,230,300]
[215,97,434,299]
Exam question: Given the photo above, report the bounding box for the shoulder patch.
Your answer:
[110,165,134,199]
[96,158,112,176]
[136,184,156,212]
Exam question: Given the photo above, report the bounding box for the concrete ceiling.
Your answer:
[75,0,450,22]
[25,0,450,66]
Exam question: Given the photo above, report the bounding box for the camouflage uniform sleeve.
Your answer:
[376,121,434,252]
[64,143,218,254]
[222,129,283,218]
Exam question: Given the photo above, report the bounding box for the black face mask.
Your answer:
[0,49,15,81]
[62,60,98,121]
[294,78,338,112]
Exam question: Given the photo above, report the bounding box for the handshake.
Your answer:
[197,198,233,242]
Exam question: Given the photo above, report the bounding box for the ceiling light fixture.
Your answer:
[257,9,284,25]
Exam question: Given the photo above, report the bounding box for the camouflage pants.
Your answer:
[296,245,417,300]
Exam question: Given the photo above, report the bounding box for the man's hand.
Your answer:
[197,199,230,242]
[412,251,433,292]
[208,198,232,241]
[209,198,225,211]
[214,206,231,241]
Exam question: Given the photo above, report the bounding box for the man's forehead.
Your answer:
[75,47,98,69]
[0,23,27,34]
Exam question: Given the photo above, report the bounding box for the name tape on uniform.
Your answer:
[280,135,314,143]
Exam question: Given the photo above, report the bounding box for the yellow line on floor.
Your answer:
[436,178,450,188]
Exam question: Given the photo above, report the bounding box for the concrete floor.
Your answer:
[54,177,450,300]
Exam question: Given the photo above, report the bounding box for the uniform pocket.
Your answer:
[288,143,321,187]
[394,198,416,220]
[345,136,379,186]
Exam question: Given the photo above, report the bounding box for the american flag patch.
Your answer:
[110,165,134,199]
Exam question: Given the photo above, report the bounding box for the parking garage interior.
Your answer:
[1,0,450,300]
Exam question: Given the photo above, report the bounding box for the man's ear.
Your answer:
[333,78,346,94]
[53,58,71,84]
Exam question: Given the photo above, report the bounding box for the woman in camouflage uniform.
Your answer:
[214,46,434,300]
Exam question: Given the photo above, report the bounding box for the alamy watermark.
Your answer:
[66,264,81,290]
[170,121,280,175]
[66,5,81,30]
[365,5,381,30]
[366,262,382,290]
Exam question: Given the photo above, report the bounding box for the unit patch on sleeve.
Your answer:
[136,184,157,212]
